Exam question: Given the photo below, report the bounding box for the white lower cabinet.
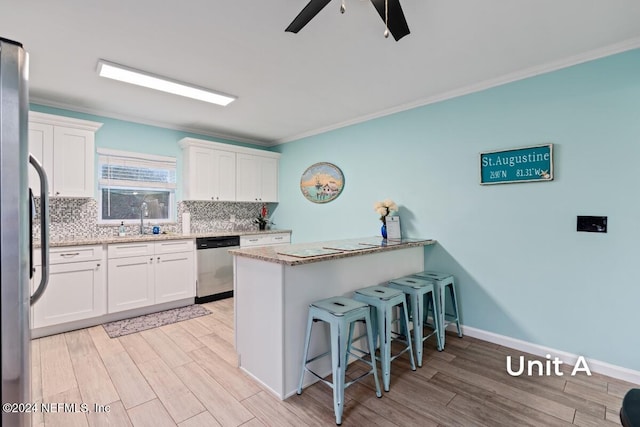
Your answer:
[107,240,195,313]
[107,255,155,313]
[155,251,195,304]
[32,246,106,329]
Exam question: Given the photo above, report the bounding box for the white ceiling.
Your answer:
[2,1,640,146]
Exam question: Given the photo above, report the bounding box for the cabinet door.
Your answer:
[185,146,216,200]
[108,255,155,313]
[52,126,95,197]
[28,122,54,196]
[259,157,278,202]
[32,260,106,329]
[155,250,195,304]
[214,150,236,201]
[236,154,259,202]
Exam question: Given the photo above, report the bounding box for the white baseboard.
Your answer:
[450,323,640,385]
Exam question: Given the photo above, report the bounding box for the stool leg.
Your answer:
[409,292,423,367]
[439,284,447,348]
[426,292,443,351]
[345,321,354,367]
[448,283,462,338]
[400,299,416,371]
[297,314,314,394]
[329,321,347,425]
[378,304,391,392]
[363,311,382,398]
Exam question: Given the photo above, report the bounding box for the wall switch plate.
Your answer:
[577,216,607,233]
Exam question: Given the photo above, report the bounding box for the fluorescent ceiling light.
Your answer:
[96,60,236,106]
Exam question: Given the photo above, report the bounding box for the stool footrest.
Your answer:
[390,346,414,365]
[304,350,332,365]
[303,367,336,390]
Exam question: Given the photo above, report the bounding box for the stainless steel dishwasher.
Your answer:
[195,235,240,303]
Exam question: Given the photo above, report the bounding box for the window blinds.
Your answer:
[97,148,176,189]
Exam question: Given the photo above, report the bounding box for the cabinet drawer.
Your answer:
[108,242,155,259]
[44,245,103,265]
[240,235,271,247]
[269,233,290,245]
[240,233,291,247]
[155,239,194,254]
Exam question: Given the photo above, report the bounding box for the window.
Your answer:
[98,149,176,224]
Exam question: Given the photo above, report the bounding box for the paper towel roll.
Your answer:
[182,212,191,234]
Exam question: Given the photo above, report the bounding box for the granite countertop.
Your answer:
[36,229,292,248]
[229,237,436,266]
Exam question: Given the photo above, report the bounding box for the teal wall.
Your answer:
[272,49,640,371]
[29,104,267,200]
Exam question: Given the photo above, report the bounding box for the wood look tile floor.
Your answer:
[31,298,636,427]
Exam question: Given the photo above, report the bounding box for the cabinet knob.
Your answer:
[157,257,160,261]
[55,191,60,196]
[150,257,154,262]
[96,263,101,269]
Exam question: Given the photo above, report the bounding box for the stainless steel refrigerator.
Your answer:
[1,37,50,427]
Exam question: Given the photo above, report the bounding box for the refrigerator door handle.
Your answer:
[29,154,49,305]
[29,188,34,279]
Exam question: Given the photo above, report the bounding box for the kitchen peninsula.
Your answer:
[230,237,435,399]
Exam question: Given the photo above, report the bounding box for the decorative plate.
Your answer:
[300,162,344,204]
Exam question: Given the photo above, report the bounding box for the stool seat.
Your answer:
[412,271,462,349]
[390,276,433,290]
[298,296,381,425]
[311,296,368,316]
[353,285,403,300]
[354,285,416,392]
[413,271,451,281]
[388,276,442,367]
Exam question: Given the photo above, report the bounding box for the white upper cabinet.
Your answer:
[236,153,279,202]
[28,122,54,197]
[181,141,236,201]
[179,138,280,203]
[29,112,103,198]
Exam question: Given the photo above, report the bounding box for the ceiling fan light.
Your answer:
[96,60,236,106]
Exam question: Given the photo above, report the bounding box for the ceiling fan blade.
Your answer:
[370,0,410,41]
[285,0,333,33]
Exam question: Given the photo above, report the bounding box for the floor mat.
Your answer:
[102,305,211,338]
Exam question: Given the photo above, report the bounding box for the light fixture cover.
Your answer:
[96,60,236,106]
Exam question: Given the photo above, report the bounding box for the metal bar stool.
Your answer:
[621,388,640,427]
[412,271,462,348]
[297,296,382,425]
[388,276,442,367]
[353,285,416,392]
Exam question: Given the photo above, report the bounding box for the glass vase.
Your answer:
[381,223,387,239]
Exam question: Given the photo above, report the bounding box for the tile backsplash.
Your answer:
[33,198,269,241]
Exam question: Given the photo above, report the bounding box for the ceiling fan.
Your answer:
[285,0,410,41]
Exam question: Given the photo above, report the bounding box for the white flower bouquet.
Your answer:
[373,199,398,225]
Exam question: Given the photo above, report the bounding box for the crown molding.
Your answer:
[178,137,280,158]
[29,111,103,131]
[29,97,272,147]
[275,37,640,145]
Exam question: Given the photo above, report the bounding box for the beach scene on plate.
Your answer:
[300,163,344,203]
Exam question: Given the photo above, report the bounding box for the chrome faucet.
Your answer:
[140,202,148,234]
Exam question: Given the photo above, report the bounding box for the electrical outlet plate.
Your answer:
[577,216,607,233]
